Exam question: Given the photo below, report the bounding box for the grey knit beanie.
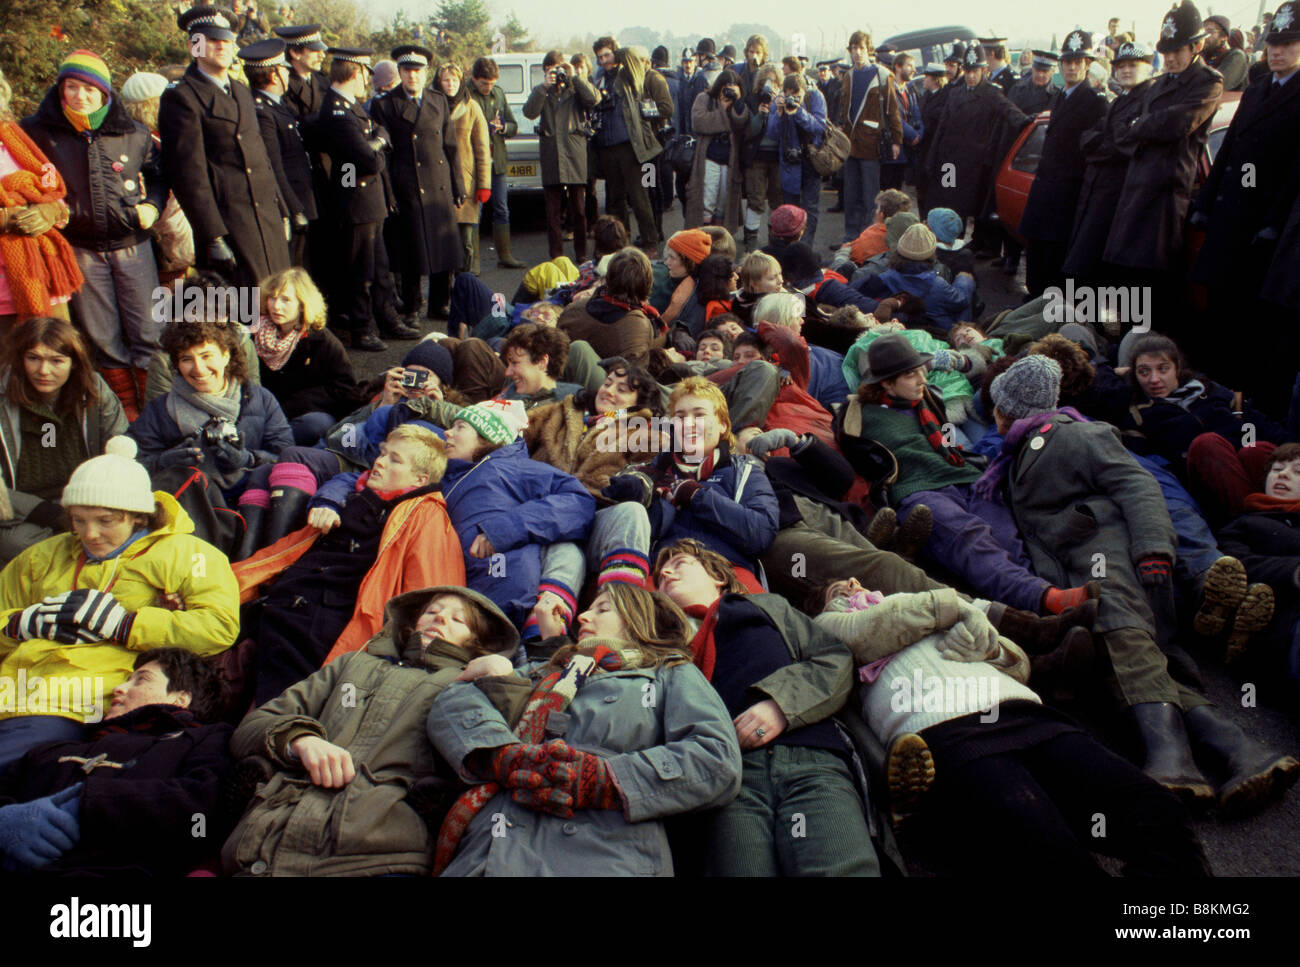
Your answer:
[991,354,1062,420]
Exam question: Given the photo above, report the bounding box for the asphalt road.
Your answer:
[345,185,1300,876]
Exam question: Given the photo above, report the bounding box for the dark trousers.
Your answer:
[880,163,906,191]
[600,141,659,245]
[917,723,1210,877]
[290,226,310,269]
[337,220,381,338]
[1025,239,1069,297]
[544,184,588,262]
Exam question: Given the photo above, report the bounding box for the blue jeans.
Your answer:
[841,157,881,243]
[490,171,510,225]
[782,161,821,248]
[0,716,86,773]
[542,502,652,591]
[291,411,337,447]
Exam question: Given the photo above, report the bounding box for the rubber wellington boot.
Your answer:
[262,486,313,547]
[1184,705,1300,818]
[493,224,526,268]
[1130,702,1215,805]
[233,502,267,562]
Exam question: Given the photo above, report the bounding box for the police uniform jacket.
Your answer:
[1018,82,1108,243]
[157,63,291,284]
[253,89,317,221]
[369,86,465,275]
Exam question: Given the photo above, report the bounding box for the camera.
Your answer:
[784,96,801,112]
[758,82,776,106]
[400,369,430,389]
[783,146,803,164]
[200,417,242,449]
[553,65,569,87]
[723,84,741,102]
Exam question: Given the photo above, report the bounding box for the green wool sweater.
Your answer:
[857,402,980,502]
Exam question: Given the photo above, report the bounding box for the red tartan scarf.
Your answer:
[432,644,622,875]
[888,393,964,466]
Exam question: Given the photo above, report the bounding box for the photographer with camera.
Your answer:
[765,72,827,247]
[739,63,785,252]
[685,70,750,233]
[525,50,599,263]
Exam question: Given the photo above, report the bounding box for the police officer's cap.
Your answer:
[922,62,947,76]
[944,42,967,65]
[1031,49,1060,69]
[239,38,289,69]
[328,47,375,71]
[178,6,237,42]
[1060,29,1096,60]
[1112,41,1155,64]
[392,45,434,68]
[273,24,328,52]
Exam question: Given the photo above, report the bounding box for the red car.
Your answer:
[995,91,1242,249]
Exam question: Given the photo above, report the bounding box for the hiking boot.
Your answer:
[1027,626,1095,704]
[1194,556,1248,637]
[1225,583,1275,663]
[864,507,898,549]
[1130,702,1215,806]
[1184,705,1300,818]
[886,732,935,828]
[986,597,1099,654]
[894,504,932,562]
[354,332,388,352]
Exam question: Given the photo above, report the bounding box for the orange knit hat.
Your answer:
[667,229,712,265]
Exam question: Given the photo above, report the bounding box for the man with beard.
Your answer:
[1202,14,1250,90]
[1063,42,1157,285]
[1018,30,1108,296]
[1191,2,1300,414]
[924,44,1030,247]
[1102,0,1223,334]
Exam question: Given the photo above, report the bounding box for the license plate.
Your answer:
[508,163,536,177]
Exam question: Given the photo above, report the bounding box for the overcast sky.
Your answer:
[365,0,1271,52]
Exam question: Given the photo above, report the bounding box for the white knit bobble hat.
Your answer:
[61,436,157,513]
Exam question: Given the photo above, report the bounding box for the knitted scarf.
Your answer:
[0,122,83,318]
[432,643,622,875]
[683,600,722,680]
[249,315,304,371]
[1154,378,1206,411]
[62,98,112,133]
[167,376,242,438]
[888,393,964,466]
[588,293,667,336]
[353,470,417,503]
[1242,493,1300,514]
[973,406,1090,502]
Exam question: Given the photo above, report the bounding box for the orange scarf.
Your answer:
[0,122,83,318]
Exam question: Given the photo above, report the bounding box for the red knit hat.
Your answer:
[769,204,808,239]
[667,229,711,265]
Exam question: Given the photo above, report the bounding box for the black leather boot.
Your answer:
[233,503,266,562]
[1130,703,1215,805]
[1184,705,1300,818]
[262,486,313,547]
[1027,627,1095,703]
[986,597,1100,654]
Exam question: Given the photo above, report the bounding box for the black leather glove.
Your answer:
[157,441,204,469]
[206,236,237,278]
[1188,210,1208,229]
[291,212,310,235]
[602,469,654,507]
[212,435,254,472]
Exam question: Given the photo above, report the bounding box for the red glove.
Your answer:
[476,188,492,204]
[508,741,620,817]
[478,742,553,785]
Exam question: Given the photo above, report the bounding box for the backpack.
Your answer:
[806,120,851,177]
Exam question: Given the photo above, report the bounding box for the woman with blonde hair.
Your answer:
[428,581,742,875]
[438,62,491,275]
[252,267,365,445]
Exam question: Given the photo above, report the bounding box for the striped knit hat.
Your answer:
[58,50,113,97]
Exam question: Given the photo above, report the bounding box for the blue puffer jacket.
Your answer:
[440,438,595,626]
[808,345,852,412]
[128,382,293,490]
[632,446,780,574]
[766,86,827,196]
[858,266,976,330]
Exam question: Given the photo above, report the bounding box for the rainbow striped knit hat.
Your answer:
[57,50,113,97]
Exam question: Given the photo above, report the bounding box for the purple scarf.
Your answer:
[973,406,1089,503]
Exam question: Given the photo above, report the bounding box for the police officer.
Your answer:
[1008,51,1060,115]
[159,5,290,285]
[274,23,329,118]
[1019,30,1107,296]
[370,44,466,327]
[980,37,1017,94]
[316,47,412,351]
[241,38,315,267]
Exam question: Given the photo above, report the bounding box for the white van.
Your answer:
[487,52,549,194]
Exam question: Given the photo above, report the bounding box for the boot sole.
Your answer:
[1155,777,1217,807]
[1218,755,1300,819]
[1225,584,1275,663]
[886,732,935,827]
[864,507,898,549]
[894,505,933,562]
[1194,557,1248,637]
